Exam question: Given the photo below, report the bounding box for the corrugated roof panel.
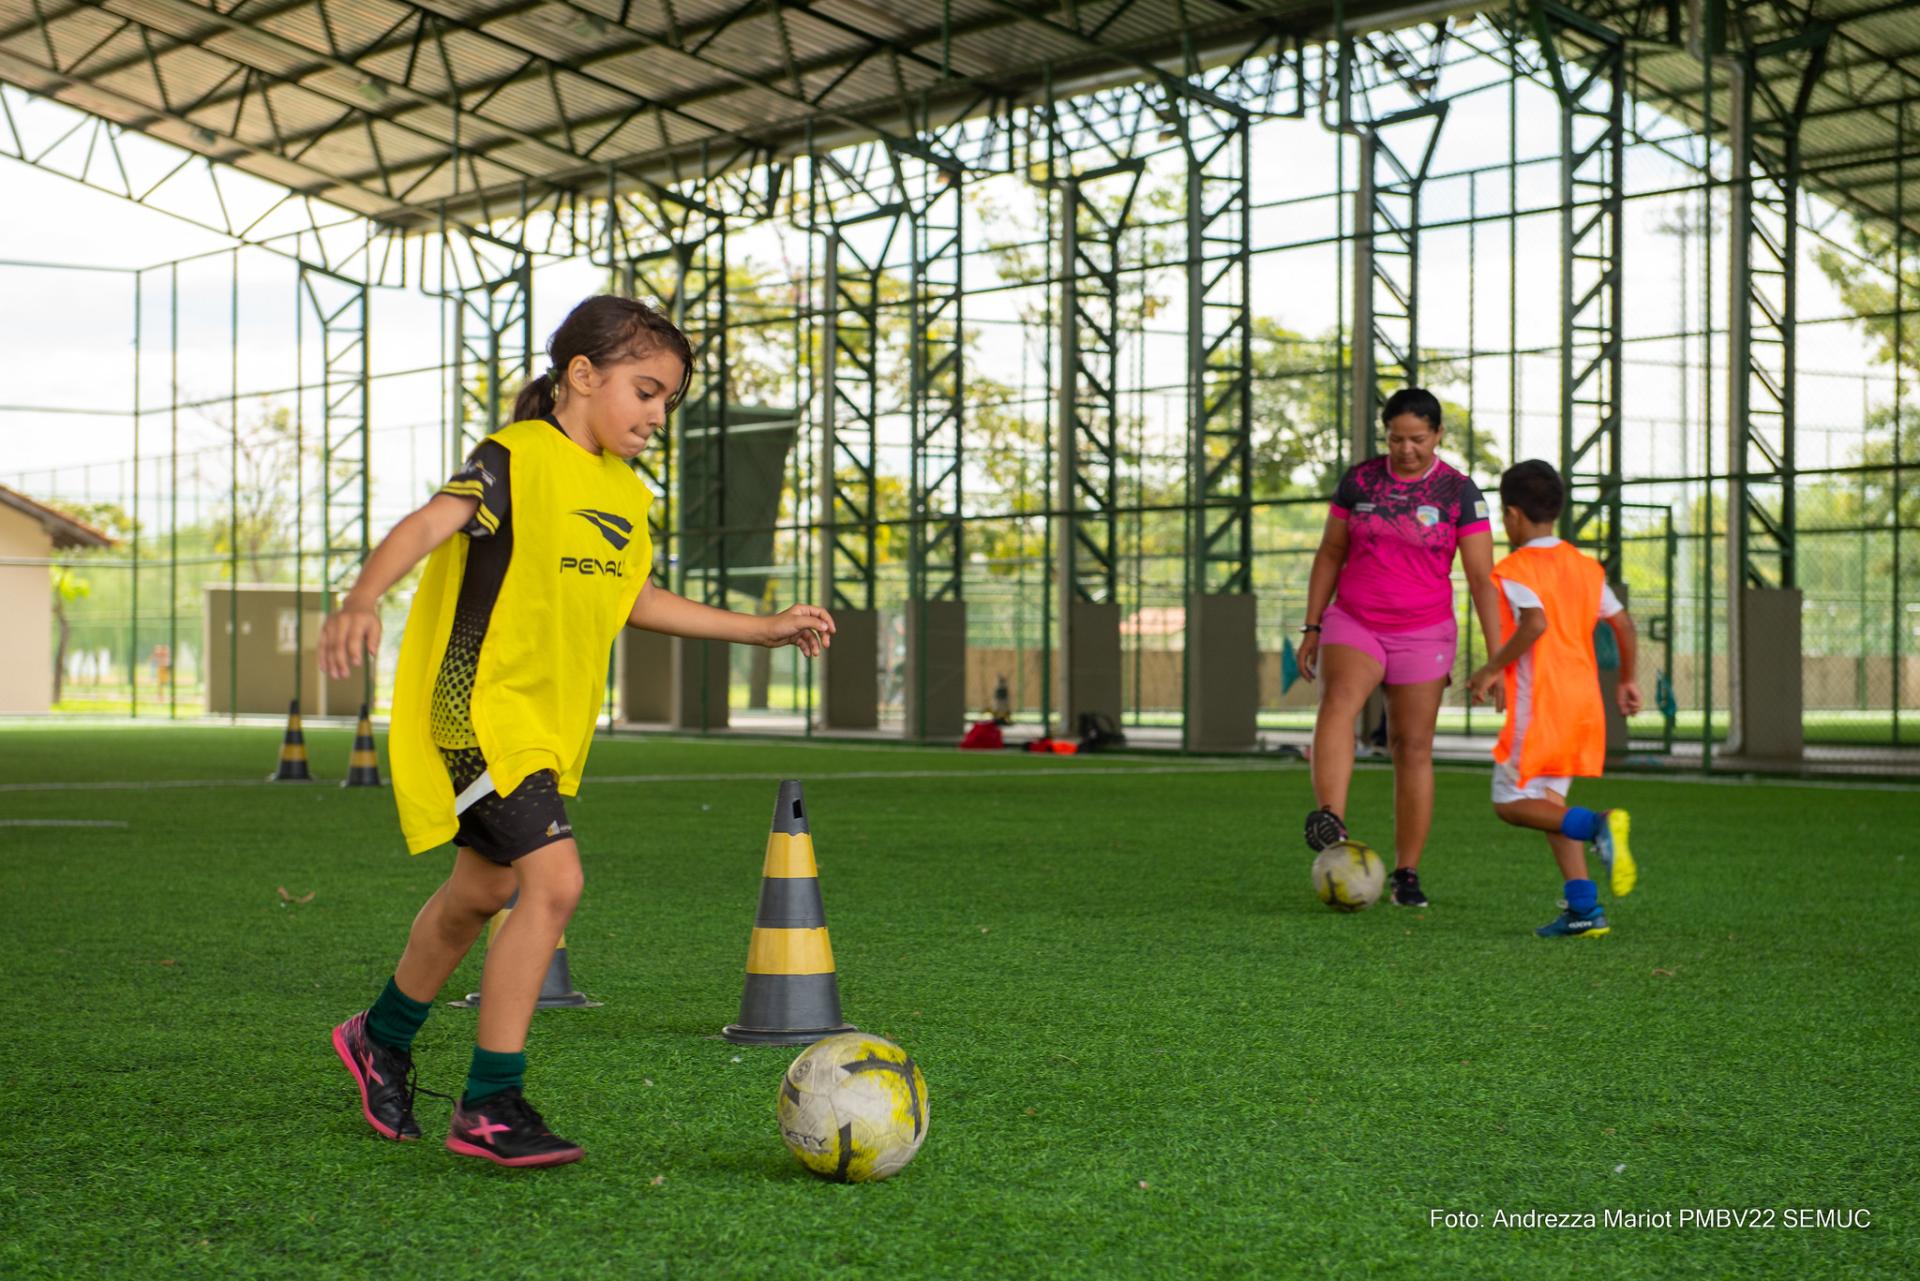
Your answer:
[466,74,566,127]
[433,26,542,84]
[587,112,672,161]
[321,0,421,45]
[481,5,645,66]
[246,78,363,138]
[590,46,714,99]
[250,5,344,60]
[946,21,1088,76]
[562,69,659,124]
[146,43,263,104]
[352,43,453,97]
[26,8,136,74]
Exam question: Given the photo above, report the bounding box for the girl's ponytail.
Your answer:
[512,370,559,423]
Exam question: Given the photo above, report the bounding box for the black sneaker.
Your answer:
[1389,868,1429,908]
[1304,807,1349,853]
[447,1088,584,1168]
[331,1012,424,1141]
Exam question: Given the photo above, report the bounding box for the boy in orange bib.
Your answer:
[1467,461,1641,937]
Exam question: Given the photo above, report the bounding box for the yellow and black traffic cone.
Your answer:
[269,699,313,781]
[722,780,856,1045]
[450,892,598,1010]
[342,704,383,787]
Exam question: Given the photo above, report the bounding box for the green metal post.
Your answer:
[1895,107,1907,744]
[230,250,239,723]
[131,270,140,718]
[168,261,178,718]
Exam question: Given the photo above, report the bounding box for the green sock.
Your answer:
[464,1047,527,1106]
[364,977,432,1052]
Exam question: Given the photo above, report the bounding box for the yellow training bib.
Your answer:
[389,420,654,854]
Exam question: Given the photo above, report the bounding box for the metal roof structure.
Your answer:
[2,2,1914,240]
[1555,0,1920,237]
[0,0,1415,231]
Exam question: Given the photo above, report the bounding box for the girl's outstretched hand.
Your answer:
[320,603,381,681]
[763,604,836,658]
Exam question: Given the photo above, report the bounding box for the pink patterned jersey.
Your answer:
[1328,456,1491,633]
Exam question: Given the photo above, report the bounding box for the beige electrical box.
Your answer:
[204,584,365,716]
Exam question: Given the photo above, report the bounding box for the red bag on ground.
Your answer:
[960,720,1005,750]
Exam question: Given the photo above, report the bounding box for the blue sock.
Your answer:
[1559,807,1602,842]
[1565,879,1599,914]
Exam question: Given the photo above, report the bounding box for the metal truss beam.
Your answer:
[1535,1,1627,579]
[1730,20,1831,592]
[299,263,371,596]
[447,233,532,467]
[1183,99,1254,596]
[817,218,892,613]
[0,40,407,217]
[978,0,1247,115]
[622,213,730,602]
[910,163,966,606]
[1337,25,1451,461]
[0,82,407,278]
[1056,162,1144,607]
[40,0,775,201]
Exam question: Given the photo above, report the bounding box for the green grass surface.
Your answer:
[1,727,1915,1279]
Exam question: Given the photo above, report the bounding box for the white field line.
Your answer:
[0,818,131,827]
[1,759,1916,796]
[0,763,1286,795]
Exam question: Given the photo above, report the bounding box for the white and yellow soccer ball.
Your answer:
[1312,840,1386,912]
[777,1032,929,1182]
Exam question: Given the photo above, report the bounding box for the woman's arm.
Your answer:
[627,581,835,658]
[1296,513,1350,681]
[1457,529,1504,664]
[318,493,477,680]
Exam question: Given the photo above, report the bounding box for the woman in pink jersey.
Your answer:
[1296,388,1504,907]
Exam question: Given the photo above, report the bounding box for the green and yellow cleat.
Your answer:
[1595,809,1635,897]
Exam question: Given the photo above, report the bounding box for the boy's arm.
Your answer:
[318,493,477,679]
[627,580,836,658]
[1467,606,1545,704]
[1606,608,1642,715]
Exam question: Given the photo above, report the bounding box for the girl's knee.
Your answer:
[520,861,584,919]
[445,874,513,922]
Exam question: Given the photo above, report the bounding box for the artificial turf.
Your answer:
[0,725,1914,1279]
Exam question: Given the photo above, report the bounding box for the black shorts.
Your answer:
[440,746,575,866]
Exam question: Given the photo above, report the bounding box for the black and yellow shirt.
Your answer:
[428,437,512,751]
[390,418,655,854]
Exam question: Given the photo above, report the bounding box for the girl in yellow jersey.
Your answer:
[317,297,835,1167]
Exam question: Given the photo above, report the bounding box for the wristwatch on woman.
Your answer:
[1300,623,1323,634]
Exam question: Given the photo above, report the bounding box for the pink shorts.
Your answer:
[1321,602,1457,686]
